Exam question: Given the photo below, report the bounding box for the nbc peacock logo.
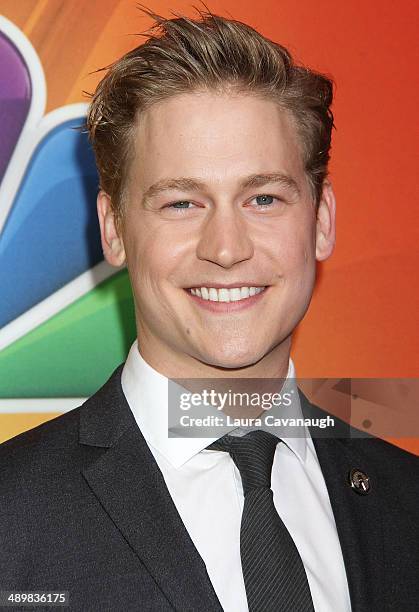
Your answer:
[0,16,136,428]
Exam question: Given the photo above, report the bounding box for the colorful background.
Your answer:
[0,0,417,452]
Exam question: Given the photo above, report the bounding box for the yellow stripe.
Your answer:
[0,413,62,443]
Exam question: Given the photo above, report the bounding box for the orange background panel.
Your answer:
[0,0,417,452]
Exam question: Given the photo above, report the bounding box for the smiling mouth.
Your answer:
[186,286,267,303]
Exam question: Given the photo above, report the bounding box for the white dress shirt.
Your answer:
[121,340,352,612]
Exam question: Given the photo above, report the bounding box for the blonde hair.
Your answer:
[86,8,334,220]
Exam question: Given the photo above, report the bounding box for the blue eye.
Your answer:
[169,201,192,209]
[255,195,275,206]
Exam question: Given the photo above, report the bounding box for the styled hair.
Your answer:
[86,8,334,221]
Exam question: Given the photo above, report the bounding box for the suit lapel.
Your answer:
[79,366,222,612]
[300,391,385,612]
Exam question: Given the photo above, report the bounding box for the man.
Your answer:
[0,10,418,612]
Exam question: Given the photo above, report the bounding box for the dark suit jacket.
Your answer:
[1,365,418,611]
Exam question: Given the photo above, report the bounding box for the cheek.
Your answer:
[265,223,316,313]
[269,222,315,275]
[125,226,191,307]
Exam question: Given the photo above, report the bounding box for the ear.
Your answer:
[315,180,336,261]
[97,190,126,267]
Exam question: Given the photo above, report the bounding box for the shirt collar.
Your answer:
[121,340,308,468]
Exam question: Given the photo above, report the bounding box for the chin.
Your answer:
[199,342,266,371]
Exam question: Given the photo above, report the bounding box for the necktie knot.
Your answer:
[208,430,280,495]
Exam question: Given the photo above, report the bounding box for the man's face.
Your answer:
[99,91,335,371]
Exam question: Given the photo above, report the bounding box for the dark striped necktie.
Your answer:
[208,430,315,612]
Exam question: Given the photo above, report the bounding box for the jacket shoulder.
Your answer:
[0,405,83,489]
[349,433,419,473]
[0,364,126,490]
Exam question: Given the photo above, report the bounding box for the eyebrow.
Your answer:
[242,173,300,196]
[142,178,205,204]
[141,172,300,205]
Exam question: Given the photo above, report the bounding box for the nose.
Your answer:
[196,206,254,268]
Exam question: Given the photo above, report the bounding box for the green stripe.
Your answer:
[0,270,136,397]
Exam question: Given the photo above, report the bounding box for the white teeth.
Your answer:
[218,288,230,302]
[209,288,219,302]
[230,288,242,302]
[189,286,266,302]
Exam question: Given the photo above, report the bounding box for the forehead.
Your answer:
[131,91,305,189]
